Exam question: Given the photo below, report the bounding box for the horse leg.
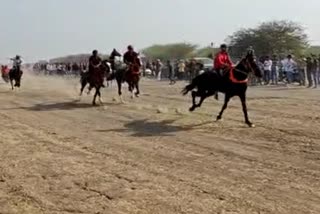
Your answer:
[10,79,14,90]
[216,94,231,121]
[80,80,87,96]
[92,87,98,105]
[189,90,202,112]
[87,85,92,95]
[117,79,124,103]
[239,93,254,127]
[129,83,134,99]
[134,80,140,97]
[196,90,217,108]
[98,87,103,104]
[214,92,219,100]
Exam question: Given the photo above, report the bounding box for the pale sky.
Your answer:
[0,0,319,62]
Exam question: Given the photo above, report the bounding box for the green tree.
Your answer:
[142,43,197,60]
[194,46,219,58]
[306,46,320,55]
[228,20,309,58]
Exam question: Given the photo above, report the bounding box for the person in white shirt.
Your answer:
[263,56,272,84]
[155,59,162,81]
[10,55,23,72]
[283,55,297,84]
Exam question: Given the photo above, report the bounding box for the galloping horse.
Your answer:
[107,54,141,102]
[79,60,111,105]
[9,68,23,90]
[79,49,121,105]
[182,51,262,127]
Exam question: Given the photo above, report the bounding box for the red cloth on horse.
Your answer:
[1,66,9,75]
[214,51,233,70]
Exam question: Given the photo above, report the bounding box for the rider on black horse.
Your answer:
[212,44,233,100]
[214,44,233,76]
[88,50,105,88]
[9,55,23,87]
[10,55,23,74]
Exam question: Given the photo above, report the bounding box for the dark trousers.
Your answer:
[264,70,271,84]
[307,70,318,87]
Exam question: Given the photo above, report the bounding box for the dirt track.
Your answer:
[0,75,319,214]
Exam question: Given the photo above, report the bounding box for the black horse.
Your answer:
[79,49,121,105]
[9,68,23,90]
[182,51,262,127]
[107,54,141,102]
[79,60,111,105]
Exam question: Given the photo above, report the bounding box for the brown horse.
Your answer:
[107,56,141,102]
[79,60,111,105]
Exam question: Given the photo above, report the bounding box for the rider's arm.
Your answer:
[226,54,233,67]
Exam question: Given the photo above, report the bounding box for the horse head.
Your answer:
[238,50,262,78]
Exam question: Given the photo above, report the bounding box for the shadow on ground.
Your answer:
[19,100,98,111]
[96,119,212,137]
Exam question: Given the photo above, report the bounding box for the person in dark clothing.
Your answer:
[123,45,140,66]
[88,50,104,88]
[306,56,317,88]
[167,60,175,85]
[311,55,318,88]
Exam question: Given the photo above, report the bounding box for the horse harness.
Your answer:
[229,58,255,84]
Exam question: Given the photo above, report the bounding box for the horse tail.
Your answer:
[182,84,195,95]
[182,81,196,96]
[182,74,203,95]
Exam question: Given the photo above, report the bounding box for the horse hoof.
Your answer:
[189,106,195,112]
[248,123,255,128]
[135,94,140,98]
[216,116,222,121]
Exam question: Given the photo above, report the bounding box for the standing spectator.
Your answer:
[167,60,176,85]
[283,55,296,84]
[257,57,264,85]
[263,56,272,85]
[155,59,163,81]
[297,57,306,86]
[306,56,315,88]
[311,55,318,88]
[271,55,279,85]
[318,54,320,83]
[178,60,186,80]
[188,59,197,82]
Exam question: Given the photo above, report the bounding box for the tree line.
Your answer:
[48,20,319,64]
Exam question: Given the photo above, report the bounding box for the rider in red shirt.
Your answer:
[214,44,233,76]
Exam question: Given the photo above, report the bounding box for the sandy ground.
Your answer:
[0,74,319,214]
